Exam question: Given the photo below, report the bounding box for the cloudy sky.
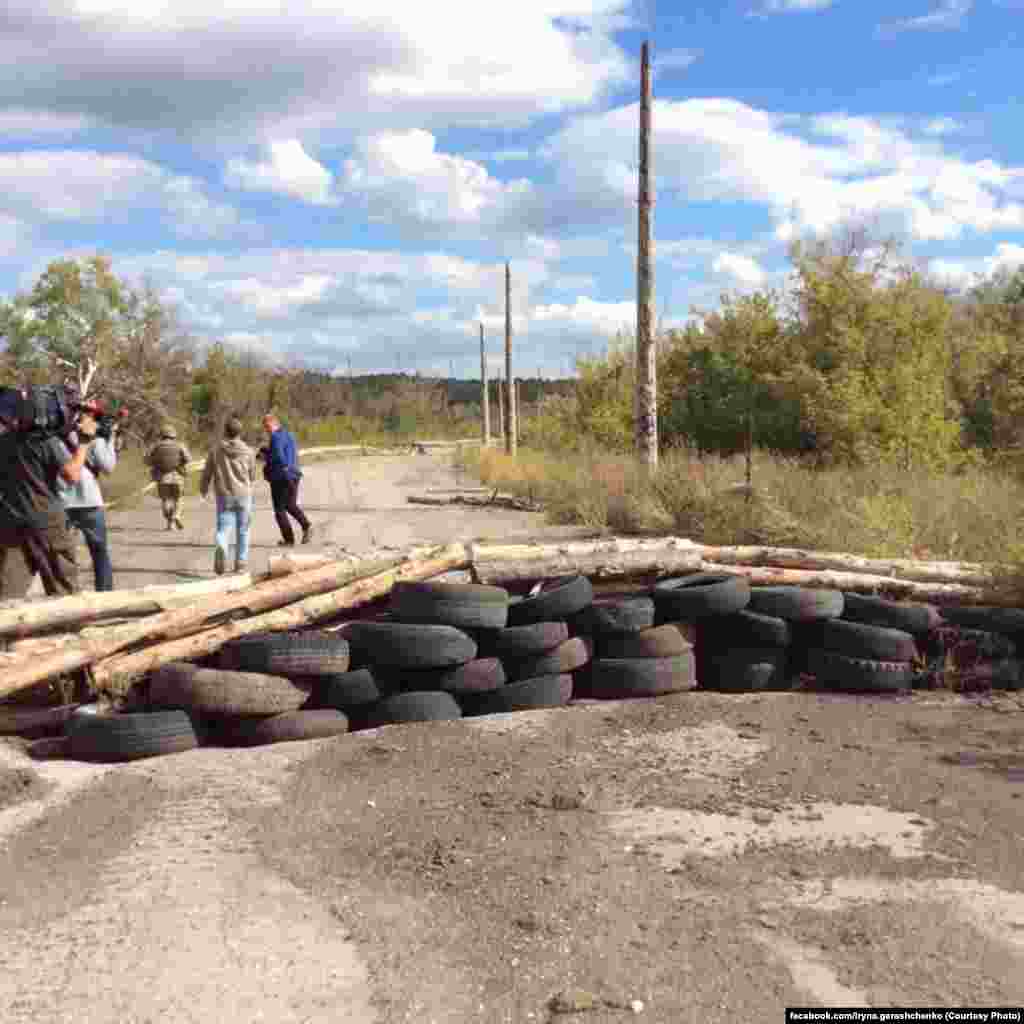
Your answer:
[1,0,1022,378]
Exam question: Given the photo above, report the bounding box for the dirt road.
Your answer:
[2,455,1023,1023]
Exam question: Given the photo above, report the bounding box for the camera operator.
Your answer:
[58,400,117,592]
[0,389,96,600]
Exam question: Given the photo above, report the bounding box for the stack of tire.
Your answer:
[789,590,920,693]
[929,603,1024,691]
[571,588,697,699]
[647,574,793,692]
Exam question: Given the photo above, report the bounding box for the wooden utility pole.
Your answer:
[514,377,521,446]
[480,323,490,446]
[504,262,517,455]
[635,40,658,468]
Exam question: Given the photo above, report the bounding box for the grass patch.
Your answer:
[460,444,1024,564]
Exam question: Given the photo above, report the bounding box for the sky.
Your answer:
[1,0,1023,379]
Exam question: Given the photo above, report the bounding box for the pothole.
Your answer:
[606,802,932,863]
[749,928,870,1005]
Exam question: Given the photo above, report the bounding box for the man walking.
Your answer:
[261,413,312,547]
[59,400,117,591]
[200,415,256,575]
[0,389,96,599]
[146,424,191,530]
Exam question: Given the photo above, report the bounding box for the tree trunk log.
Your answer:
[694,544,995,587]
[469,537,702,585]
[0,549,461,701]
[698,561,983,603]
[92,543,472,693]
[0,574,255,640]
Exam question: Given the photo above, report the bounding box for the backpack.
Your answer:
[150,440,183,475]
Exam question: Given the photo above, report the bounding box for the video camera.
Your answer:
[0,385,126,442]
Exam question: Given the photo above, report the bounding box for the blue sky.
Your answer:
[1,0,1022,378]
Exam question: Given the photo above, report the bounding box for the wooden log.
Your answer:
[694,544,996,587]
[92,543,471,692]
[0,551,442,701]
[0,574,255,640]
[469,537,702,585]
[698,561,984,604]
[267,544,442,579]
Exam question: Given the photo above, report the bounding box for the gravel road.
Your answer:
[2,454,1022,1023]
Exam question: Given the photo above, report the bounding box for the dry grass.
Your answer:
[462,444,1024,565]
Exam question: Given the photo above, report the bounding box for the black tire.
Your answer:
[214,709,349,747]
[391,581,510,629]
[938,605,1024,634]
[373,658,508,696]
[27,736,68,760]
[941,627,1017,662]
[367,691,463,726]
[220,631,351,676]
[841,593,941,634]
[312,669,380,710]
[0,703,81,738]
[506,575,594,626]
[150,662,314,716]
[505,637,592,681]
[571,594,655,634]
[487,622,569,658]
[66,710,199,763]
[342,622,477,669]
[699,648,790,692]
[584,653,697,698]
[747,586,844,621]
[473,674,573,714]
[800,618,918,662]
[805,648,913,693]
[652,574,750,619]
[596,624,693,659]
[699,610,791,649]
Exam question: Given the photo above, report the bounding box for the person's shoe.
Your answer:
[174,517,185,530]
[214,549,225,576]
[165,521,173,531]
[234,561,248,574]
[277,539,295,547]
[301,525,313,545]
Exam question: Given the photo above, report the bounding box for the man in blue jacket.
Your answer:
[260,413,312,546]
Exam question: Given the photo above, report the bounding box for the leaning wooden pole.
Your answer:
[480,322,491,446]
[635,40,658,469]
[505,261,517,456]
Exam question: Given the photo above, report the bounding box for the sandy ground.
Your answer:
[2,453,1023,1022]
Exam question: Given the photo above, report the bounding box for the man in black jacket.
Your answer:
[260,413,312,546]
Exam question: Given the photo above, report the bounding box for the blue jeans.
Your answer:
[66,506,113,592]
[215,495,252,568]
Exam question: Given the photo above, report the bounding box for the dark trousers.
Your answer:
[66,506,114,592]
[270,478,310,544]
[0,520,79,599]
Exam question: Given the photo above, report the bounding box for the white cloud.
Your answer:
[752,0,834,14]
[224,140,336,205]
[712,252,767,288]
[0,109,91,139]
[929,243,1024,291]
[0,150,245,239]
[340,129,534,234]
[655,49,700,76]
[880,0,972,34]
[0,2,631,147]
[545,99,1024,244]
[922,116,962,136]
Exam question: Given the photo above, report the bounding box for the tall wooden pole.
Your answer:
[635,40,658,468]
[505,261,517,455]
[514,377,521,447]
[480,323,490,446]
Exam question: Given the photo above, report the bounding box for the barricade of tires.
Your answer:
[9,575,1022,765]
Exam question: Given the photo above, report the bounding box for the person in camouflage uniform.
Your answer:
[146,424,192,530]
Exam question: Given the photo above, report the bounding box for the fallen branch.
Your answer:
[92,543,470,693]
[0,574,254,641]
[694,544,995,587]
[699,562,983,604]
[407,493,542,512]
[469,537,702,585]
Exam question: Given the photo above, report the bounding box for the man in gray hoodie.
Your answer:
[58,401,117,591]
[200,415,256,575]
